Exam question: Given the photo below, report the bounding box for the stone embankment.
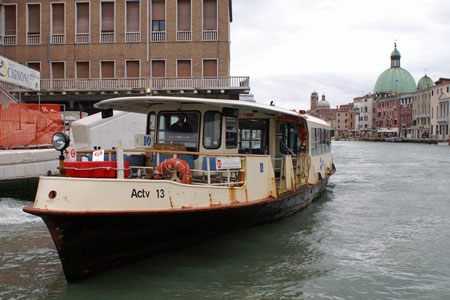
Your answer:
[0,149,59,200]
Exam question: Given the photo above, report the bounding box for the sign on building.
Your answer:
[0,55,41,91]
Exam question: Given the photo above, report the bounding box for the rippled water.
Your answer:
[1,141,450,299]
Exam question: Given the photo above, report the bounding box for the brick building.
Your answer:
[0,0,249,111]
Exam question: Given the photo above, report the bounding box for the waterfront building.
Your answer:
[429,78,450,141]
[411,75,433,139]
[353,94,375,137]
[335,103,355,138]
[0,0,249,111]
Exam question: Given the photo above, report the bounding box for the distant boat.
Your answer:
[437,140,449,146]
[385,137,403,142]
[24,96,335,282]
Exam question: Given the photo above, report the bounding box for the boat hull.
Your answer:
[24,177,330,282]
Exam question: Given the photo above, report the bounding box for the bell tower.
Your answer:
[310,91,319,110]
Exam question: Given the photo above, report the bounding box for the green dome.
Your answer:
[374,43,416,94]
[374,67,417,93]
[417,74,434,90]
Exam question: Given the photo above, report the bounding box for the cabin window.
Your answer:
[203,111,221,149]
[239,119,269,154]
[225,117,238,148]
[279,123,300,155]
[157,111,200,151]
[146,112,156,139]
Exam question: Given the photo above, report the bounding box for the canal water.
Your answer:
[1,141,450,299]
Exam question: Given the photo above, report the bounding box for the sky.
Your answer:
[229,0,450,111]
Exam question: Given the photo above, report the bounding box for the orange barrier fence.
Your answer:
[0,104,63,148]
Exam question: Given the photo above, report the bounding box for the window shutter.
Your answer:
[203,59,217,77]
[177,0,191,31]
[27,62,41,72]
[101,2,114,32]
[101,61,115,78]
[52,62,65,79]
[52,4,64,34]
[203,0,217,30]
[77,3,89,34]
[152,0,165,21]
[126,61,140,78]
[127,1,140,32]
[177,60,191,77]
[152,61,165,77]
[76,62,90,79]
[5,6,17,35]
[28,4,41,34]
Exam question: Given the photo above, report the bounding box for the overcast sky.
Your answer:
[229,0,450,110]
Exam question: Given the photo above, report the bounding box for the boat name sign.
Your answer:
[216,157,241,170]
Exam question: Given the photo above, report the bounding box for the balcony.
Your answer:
[203,30,218,41]
[126,32,140,43]
[177,31,191,41]
[27,33,40,45]
[37,76,248,92]
[151,31,166,42]
[76,33,90,44]
[101,32,115,43]
[51,34,65,44]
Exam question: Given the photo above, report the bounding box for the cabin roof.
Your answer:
[94,96,329,127]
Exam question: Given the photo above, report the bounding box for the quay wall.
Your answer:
[0,149,59,200]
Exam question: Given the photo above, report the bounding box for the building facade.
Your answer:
[430,78,450,141]
[335,103,355,138]
[0,0,249,110]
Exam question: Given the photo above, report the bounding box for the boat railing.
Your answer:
[73,148,246,187]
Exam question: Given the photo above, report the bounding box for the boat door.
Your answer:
[238,119,269,154]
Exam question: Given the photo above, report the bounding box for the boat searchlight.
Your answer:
[52,132,70,152]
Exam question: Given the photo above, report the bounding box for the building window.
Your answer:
[4,5,17,45]
[27,4,41,45]
[51,3,65,44]
[126,0,140,42]
[151,0,166,41]
[101,61,115,78]
[177,0,191,41]
[126,60,140,78]
[151,60,165,77]
[101,2,115,43]
[27,62,41,72]
[151,60,166,88]
[203,0,217,40]
[177,60,191,77]
[51,62,65,79]
[76,61,90,79]
[203,59,217,77]
[76,2,90,43]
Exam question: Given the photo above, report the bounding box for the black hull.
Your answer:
[24,178,330,282]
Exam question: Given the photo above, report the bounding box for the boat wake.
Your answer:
[0,198,40,225]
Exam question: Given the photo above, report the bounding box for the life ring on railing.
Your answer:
[152,158,192,184]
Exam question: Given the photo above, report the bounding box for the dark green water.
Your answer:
[1,141,450,299]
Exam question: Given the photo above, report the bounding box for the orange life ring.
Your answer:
[152,158,192,184]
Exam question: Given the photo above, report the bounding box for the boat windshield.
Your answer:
[157,111,200,151]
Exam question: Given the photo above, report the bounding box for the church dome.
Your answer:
[317,94,330,109]
[417,74,434,90]
[374,44,416,94]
